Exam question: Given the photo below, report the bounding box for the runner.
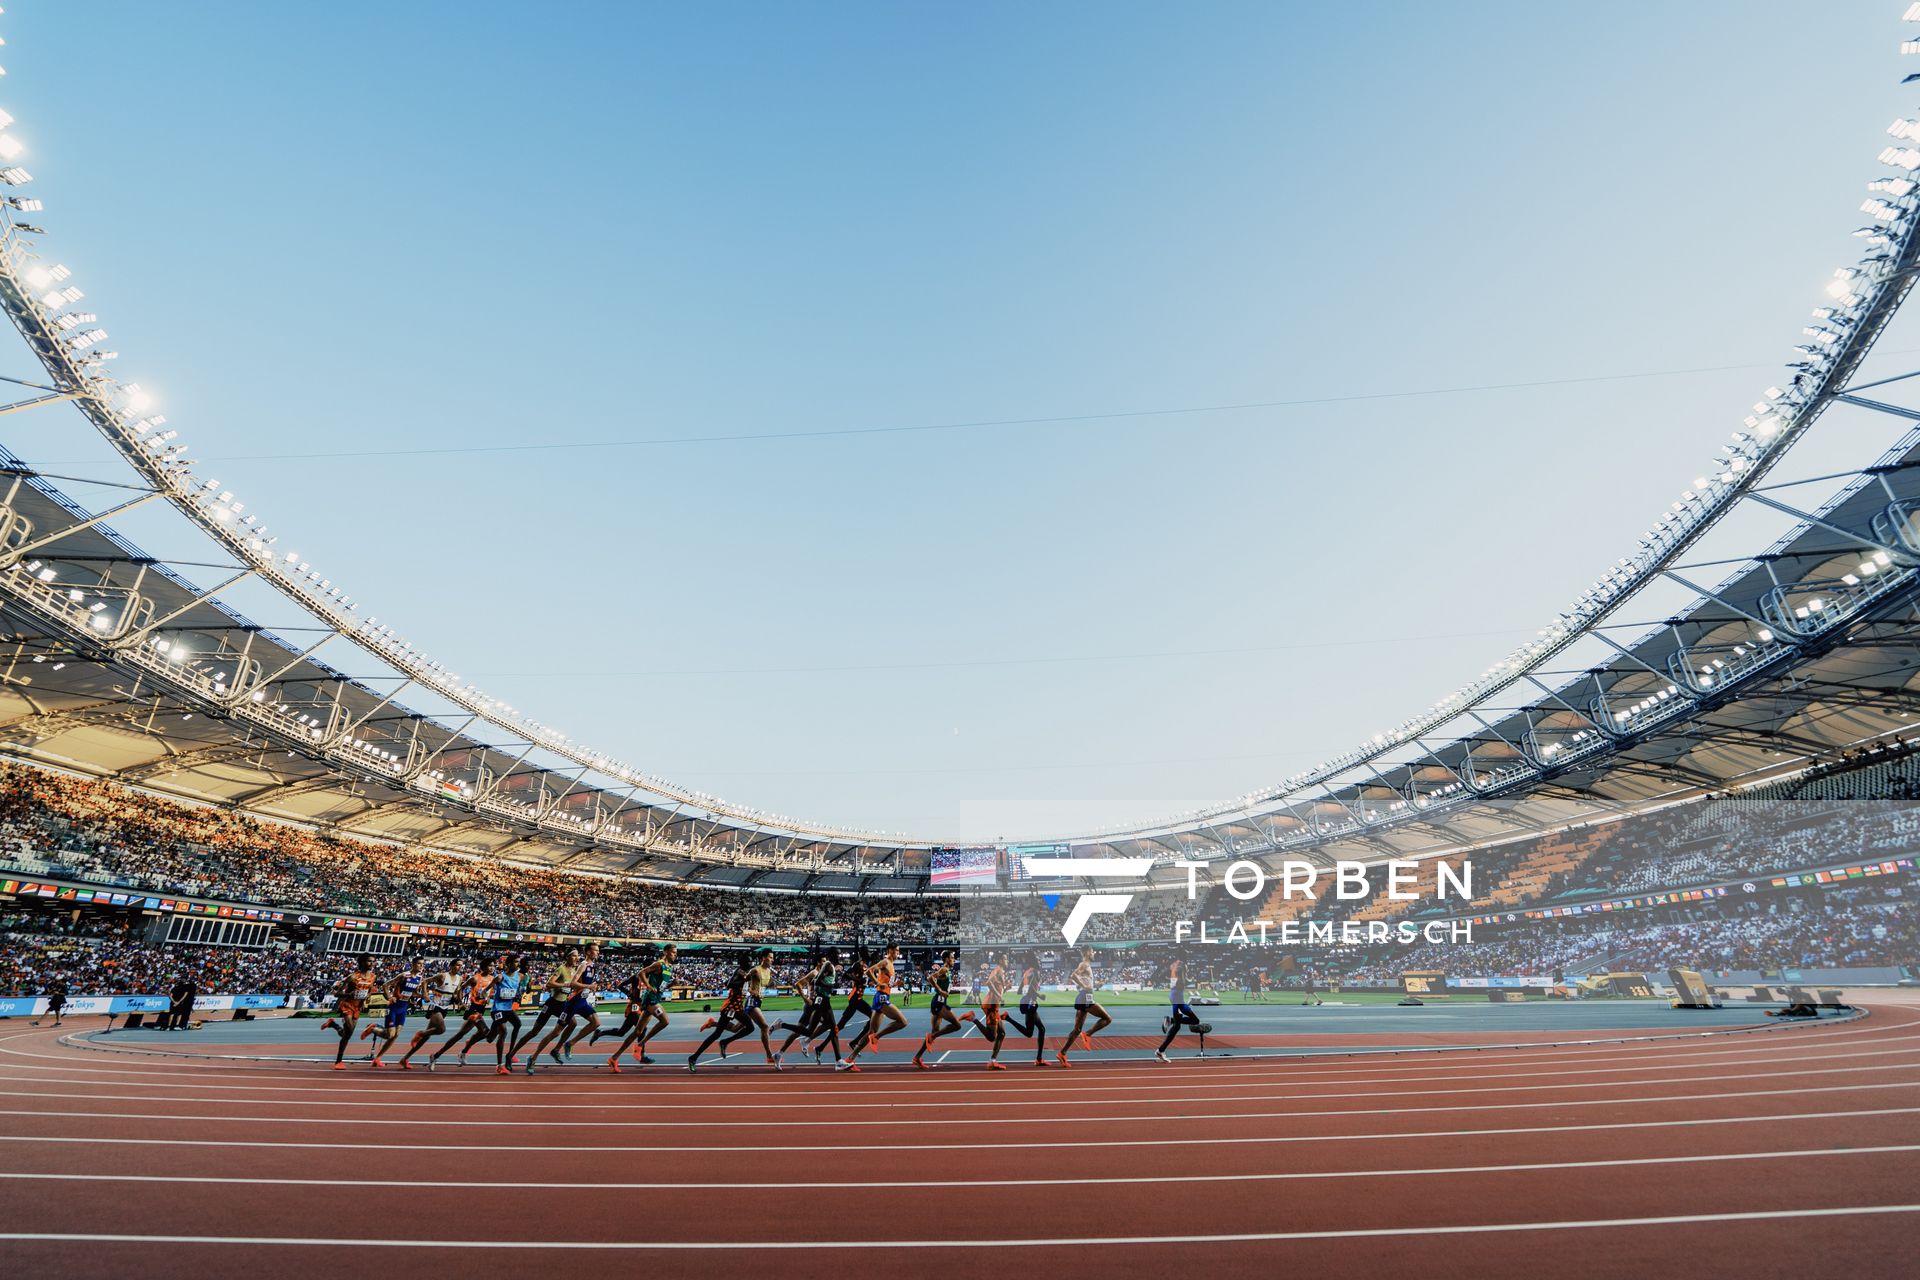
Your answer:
[775,947,841,1065]
[1156,954,1206,1062]
[528,943,600,1072]
[830,949,873,1045]
[687,954,753,1072]
[1004,951,1050,1066]
[591,966,645,1051]
[511,948,580,1068]
[553,941,604,1059]
[320,953,380,1069]
[606,943,676,1071]
[488,954,528,1075]
[1057,948,1112,1067]
[431,955,499,1067]
[979,952,1012,1070]
[714,946,780,1067]
[910,949,977,1069]
[840,942,908,1071]
[397,957,463,1071]
[364,956,425,1068]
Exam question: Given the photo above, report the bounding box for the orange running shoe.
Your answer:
[986,1060,1008,1071]
[700,1017,717,1031]
[400,1062,413,1071]
[331,1062,345,1070]
[1055,1051,1072,1069]
[370,1058,384,1069]
[496,1065,511,1076]
[1077,1032,1092,1051]
[607,1059,623,1074]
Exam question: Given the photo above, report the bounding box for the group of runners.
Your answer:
[322,942,1210,1072]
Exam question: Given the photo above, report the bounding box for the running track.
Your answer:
[2,1002,1916,1278]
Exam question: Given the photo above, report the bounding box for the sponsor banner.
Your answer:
[0,994,283,1017]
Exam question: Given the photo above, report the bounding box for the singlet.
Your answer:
[348,970,379,999]
[747,963,771,998]
[546,964,577,999]
[467,972,498,1004]
[874,962,894,995]
[493,972,524,1009]
[931,967,952,999]
[646,962,672,994]
[1021,969,1042,1003]
[814,961,837,998]
[396,973,424,998]
[428,971,461,1004]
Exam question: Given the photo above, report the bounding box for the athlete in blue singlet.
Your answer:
[365,957,425,1069]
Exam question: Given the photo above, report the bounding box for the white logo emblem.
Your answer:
[1026,858,1154,945]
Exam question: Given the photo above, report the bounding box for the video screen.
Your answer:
[930,846,999,887]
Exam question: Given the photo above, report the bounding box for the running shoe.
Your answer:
[331,1062,345,1070]
[370,1058,384,1069]
[986,1060,1008,1071]
[607,1060,623,1074]
[1155,1051,1171,1063]
[1077,1032,1092,1051]
[496,1065,511,1076]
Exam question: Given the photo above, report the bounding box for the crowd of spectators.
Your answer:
[1337,891,1918,982]
[2,755,1916,1003]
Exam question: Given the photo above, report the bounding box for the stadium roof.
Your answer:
[2,18,1920,893]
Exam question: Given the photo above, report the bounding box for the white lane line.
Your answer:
[2,1051,1915,1111]
[4,1204,1918,1249]
[2,1080,1917,1131]
[1,1145,1914,1191]
[1,1104,1912,1154]
[13,1030,1920,1101]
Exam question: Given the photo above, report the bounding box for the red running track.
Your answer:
[1,1003,1917,1279]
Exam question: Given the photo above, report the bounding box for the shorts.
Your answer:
[489,1001,516,1016]
[930,996,949,1015]
[383,1002,410,1028]
[564,995,596,1019]
[464,1003,488,1019]
[744,995,761,1012]
[338,999,365,1019]
[1171,1002,1194,1019]
[640,990,663,1009]
[543,997,569,1016]
[874,993,892,1009]
[1019,999,1038,1015]
[980,1001,1002,1027]
[1074,992,1091,1010]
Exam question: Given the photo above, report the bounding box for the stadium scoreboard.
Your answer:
[1008,842,1074,882]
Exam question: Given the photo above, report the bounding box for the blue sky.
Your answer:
[1,2,1915,838]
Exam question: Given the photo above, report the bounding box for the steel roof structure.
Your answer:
[2,14,1920,896]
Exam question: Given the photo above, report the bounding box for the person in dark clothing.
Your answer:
[167,977,197,1030]
[32,980,67,1027]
